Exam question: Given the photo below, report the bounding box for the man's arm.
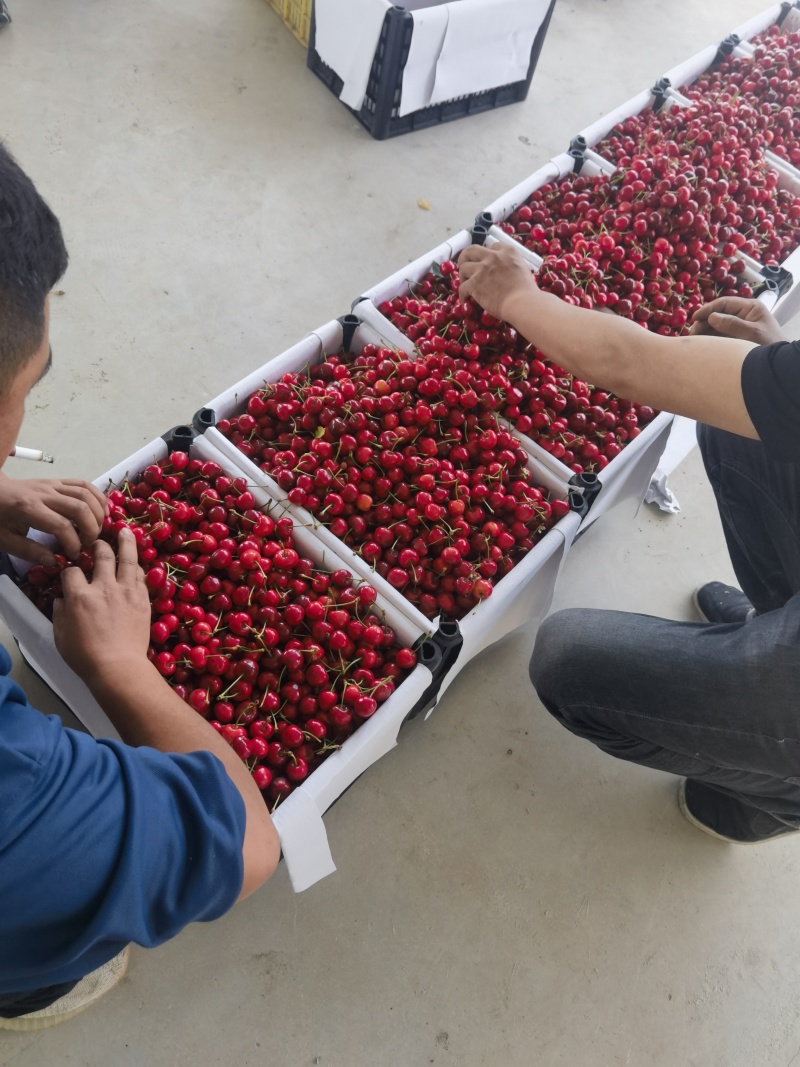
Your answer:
[53,528,280,901]
[458,245,762,440]
[690,296,789,345]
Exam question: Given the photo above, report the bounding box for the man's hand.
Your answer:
[690,297,788,346]
[0,475,107,565]
[53,528,150,686]
[458,243,538,322]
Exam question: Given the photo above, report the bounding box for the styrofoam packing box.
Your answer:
[200,314,582,707]
[0,433,443,892]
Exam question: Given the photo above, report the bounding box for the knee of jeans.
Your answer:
[529,609,585,701]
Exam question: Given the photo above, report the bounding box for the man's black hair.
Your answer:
[0,141,67,392]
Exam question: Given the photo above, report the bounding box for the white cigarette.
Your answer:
[10,447,54,463]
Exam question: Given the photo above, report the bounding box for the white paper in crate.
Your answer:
[403,0,551,116]
[313,0,392,110]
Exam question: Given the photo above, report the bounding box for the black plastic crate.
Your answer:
[307,0,557,141]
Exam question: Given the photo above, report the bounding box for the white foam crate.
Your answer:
[198,314,582,703]
[0,432,440,893]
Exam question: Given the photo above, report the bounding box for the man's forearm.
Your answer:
[88,660,279,898]
[503,287,647,400]
[500,285,761,440]
[458,243,760,437]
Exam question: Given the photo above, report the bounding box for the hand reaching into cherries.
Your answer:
[690,297,789,346]
[458,243,538,323]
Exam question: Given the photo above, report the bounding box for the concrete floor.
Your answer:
[2,1,800,1064]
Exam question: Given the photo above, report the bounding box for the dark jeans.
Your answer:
[0,980,79,1019]
[531,424,800,829]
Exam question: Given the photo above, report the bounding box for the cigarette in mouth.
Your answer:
[10,446,54,463]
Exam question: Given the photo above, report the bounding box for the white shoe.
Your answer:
[0,946,130,1031]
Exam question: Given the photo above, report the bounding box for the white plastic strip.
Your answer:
[733,41,756,58]
[578,89,656,150]
[352,301,416,353]
[663,4,781,93]
[729,3,784,41]
[482,157,566,222]
[487,226,544,268]
[204,322,342,423]
[359,232,471,307]
[273,661,431,891]
[272,790,337,892]
[765,150,800,198]
[665,87,692,108]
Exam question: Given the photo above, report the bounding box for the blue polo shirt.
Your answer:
[0,645,246,993]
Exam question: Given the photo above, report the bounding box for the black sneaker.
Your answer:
[678,779,800,844]
[693,581,756,624]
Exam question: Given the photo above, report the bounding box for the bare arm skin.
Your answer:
[458,244,767,439]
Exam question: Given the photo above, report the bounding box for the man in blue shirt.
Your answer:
[0,144,279,1029]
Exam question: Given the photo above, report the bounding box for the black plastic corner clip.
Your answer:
[713,34,741,66]
[567,471,602,519]
[650,77,671,114]
[756,263,794,299]
[777,2,793,25]
[337,313,361,353]
[471,224,489,246]
[405,620,464,722]
[568,135,587,174]
[161,424,196,454]
[191,408,216,435]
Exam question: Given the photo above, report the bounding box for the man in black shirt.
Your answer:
[459,242,800,845]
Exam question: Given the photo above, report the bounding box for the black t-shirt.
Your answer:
[741,341,800,462]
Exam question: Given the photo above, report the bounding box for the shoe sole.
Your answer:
[678,781,798,846]
[692,588,711,623]
[0,947,130,1031]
